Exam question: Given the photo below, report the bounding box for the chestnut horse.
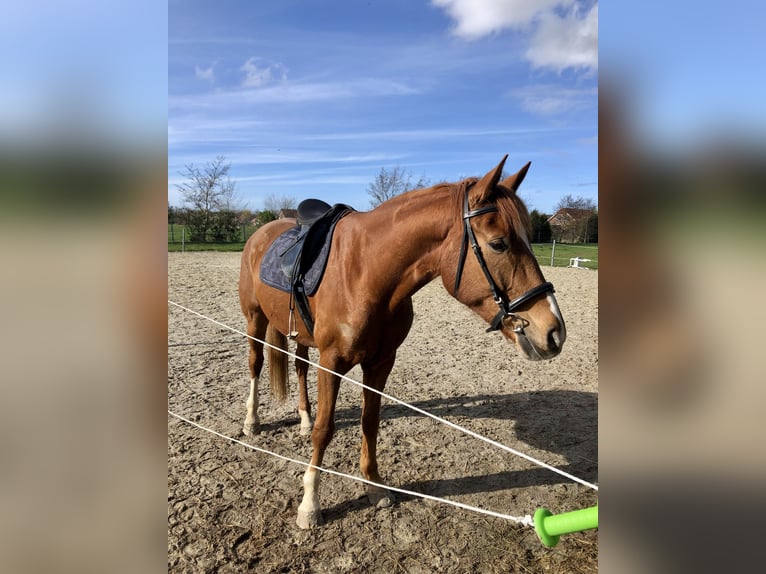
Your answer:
[238,156,566,528]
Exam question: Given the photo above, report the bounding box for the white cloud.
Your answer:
[240,57,287,87]
[510,84,597,116]
[169,78,418,111]
[194,63,215,83]
[431,0,569,38]
[431,0,597,73]
[526,4,597,73]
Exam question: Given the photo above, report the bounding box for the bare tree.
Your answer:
[367,166,429,208]
[263,193,297,213]
[555,194,596,212]
[175,155,239,240]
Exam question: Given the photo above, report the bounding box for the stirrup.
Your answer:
[287,307,299,339]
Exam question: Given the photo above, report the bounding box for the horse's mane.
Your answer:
[439,178,533,240]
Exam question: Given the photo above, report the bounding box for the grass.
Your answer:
[168,241,247,252]
[168,223,256,252]
[531,242,598,270]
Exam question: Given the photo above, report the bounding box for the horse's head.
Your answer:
[444,156,566,360]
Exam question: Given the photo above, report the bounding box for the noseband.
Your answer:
[454,189,555,333]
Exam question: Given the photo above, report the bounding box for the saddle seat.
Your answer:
[297,198,332,228]
[279,199,333,278]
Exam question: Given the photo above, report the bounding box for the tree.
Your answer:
[529,209,552,243]
[367,166,429,208]
[252,209,277,228]
[168,204,179,243]
[555,194,596,212]
[263,193,296,213]
[584,211,598,243]
[237,209,254,226]
[209,209,239,242]
[168,203,179,225]
[175,155,239,241]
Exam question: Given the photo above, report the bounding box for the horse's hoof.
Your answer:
[242,422,261,436]
[296,509,323,529]
[367,488,395,509]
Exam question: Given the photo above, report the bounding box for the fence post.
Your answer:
[550,240,555,267]
[182,228,185,253]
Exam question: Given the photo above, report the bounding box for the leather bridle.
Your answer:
[454,188,555,333]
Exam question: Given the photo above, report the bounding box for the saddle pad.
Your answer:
[259,206,351,295]
[259,227,306,293]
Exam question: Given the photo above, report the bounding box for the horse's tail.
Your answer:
[266,324,289,402]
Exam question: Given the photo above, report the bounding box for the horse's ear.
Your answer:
[470,154,508,205]
[500,161,531,193]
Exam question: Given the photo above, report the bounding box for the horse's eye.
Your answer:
[488,239,508,253]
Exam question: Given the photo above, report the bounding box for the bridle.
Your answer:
[454,186,555,333]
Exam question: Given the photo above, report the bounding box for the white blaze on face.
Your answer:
[547,293,567,346]
[521,226,533,252]
[513,216,565,344]
[510,216,533,254]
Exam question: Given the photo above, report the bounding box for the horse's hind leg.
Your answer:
[243,311,268,436]
[295,343,313,436]
[359,354,396,508]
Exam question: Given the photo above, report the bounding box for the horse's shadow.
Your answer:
[305,389,598,525]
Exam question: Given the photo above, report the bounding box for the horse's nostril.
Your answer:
[547,327,561,351]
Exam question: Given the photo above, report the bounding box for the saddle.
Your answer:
[259,199,354,337]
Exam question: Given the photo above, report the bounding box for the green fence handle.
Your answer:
[534,505,598,547]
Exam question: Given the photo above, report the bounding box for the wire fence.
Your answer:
[168,299,598,526]
[168,223,259,252]
[168,299,599,492]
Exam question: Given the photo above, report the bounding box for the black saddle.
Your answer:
[297,198,332,227]
[278,199,333,278]
[259,199,354,336]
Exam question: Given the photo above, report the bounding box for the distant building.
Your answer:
[546,208,596,243]
[278,208,298,219]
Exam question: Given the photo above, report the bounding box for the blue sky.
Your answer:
[169,0,598,214]
[600,1,766,151]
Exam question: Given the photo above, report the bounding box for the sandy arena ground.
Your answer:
[168,251,598,573]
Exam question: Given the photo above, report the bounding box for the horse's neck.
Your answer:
[357,186,455,303]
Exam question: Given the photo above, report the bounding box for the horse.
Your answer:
[238,155,566,529]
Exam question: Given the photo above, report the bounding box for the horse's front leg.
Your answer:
[359,354,396,508]
[296,358,343,529]
[295,343,313,436]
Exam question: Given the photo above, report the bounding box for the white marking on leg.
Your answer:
[296,468,322,528]
[243,377,260,435]
[298,409,313,436]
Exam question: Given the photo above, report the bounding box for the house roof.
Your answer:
[546,208,594,224]
[278,208,298,219]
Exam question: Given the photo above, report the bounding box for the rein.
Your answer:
[454,187,554,333]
